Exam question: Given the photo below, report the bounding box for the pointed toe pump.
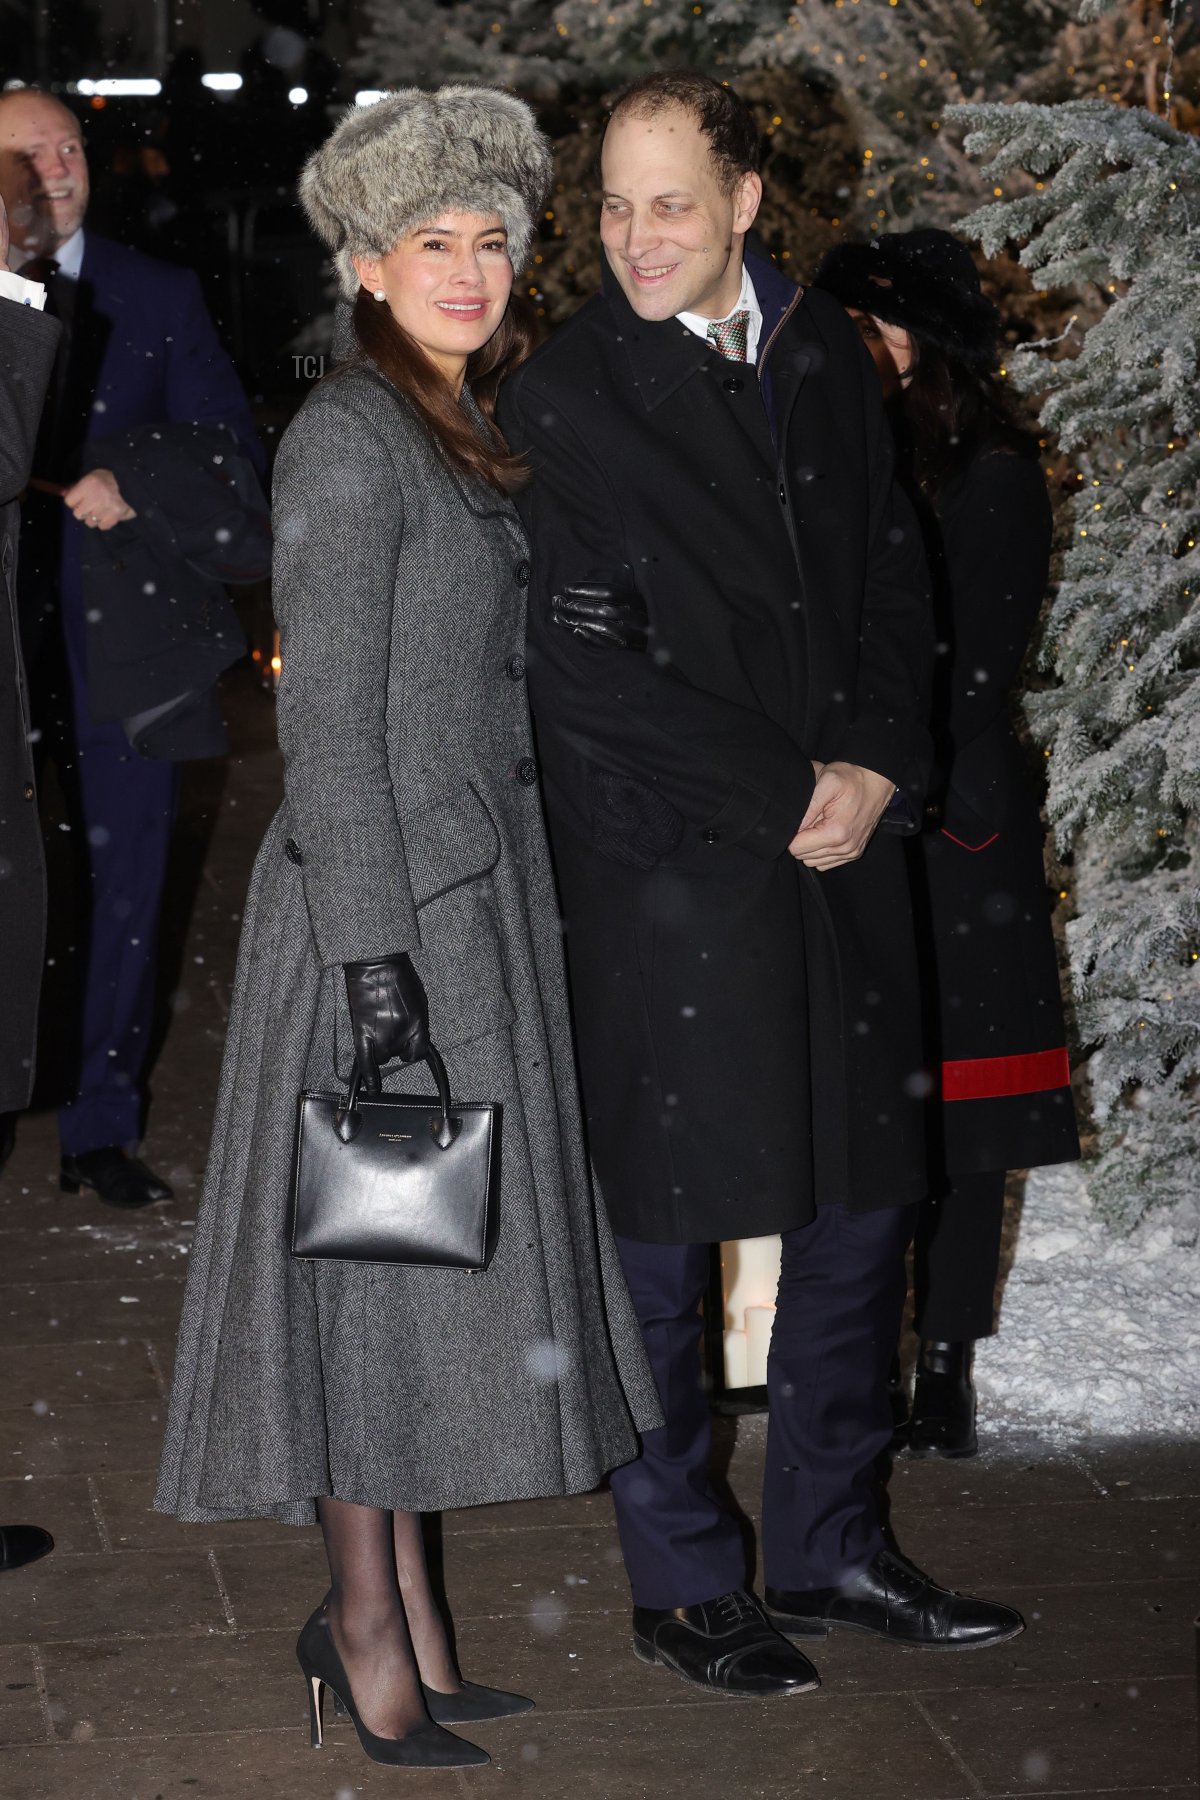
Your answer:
[296,1607,489,1768]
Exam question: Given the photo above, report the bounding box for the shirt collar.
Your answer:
[675,263,763,364]
[54,229,85,278]
[12,228,85,278]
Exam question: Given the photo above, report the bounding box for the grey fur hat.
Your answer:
[299,85,553,299]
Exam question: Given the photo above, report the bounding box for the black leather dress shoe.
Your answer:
[0,1526,54,1572]
[766,1548,1023,1650]
[908,1340,978,1458]
[632,1589,821,1698]
[60,1148,173,1209]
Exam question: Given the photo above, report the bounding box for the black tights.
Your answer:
[913,1167,1007,1343]
[318,1498,460,1739]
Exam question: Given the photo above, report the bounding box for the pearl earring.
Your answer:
[373,288,387,302]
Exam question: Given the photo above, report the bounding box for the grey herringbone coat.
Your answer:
[155,358,659,1524]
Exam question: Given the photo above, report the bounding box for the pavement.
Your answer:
[0,670,1196,1799]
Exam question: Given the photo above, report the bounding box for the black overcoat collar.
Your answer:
[598,251,814,449]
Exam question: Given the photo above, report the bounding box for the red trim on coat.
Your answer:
[941,1047,1072,1102]
[938,827,1000,853]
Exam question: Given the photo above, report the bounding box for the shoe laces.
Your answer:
[712,1590,760,1630]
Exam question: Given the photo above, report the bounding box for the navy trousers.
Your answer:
[610,1203,916,1609]
[54,564,178,1156]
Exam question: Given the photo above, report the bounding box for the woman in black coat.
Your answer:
[815,230,1080,1457]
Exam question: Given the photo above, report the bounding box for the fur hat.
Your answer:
[813,229,1001,373]
[300,86,553,299]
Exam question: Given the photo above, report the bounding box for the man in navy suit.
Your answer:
[0,87,262,1209]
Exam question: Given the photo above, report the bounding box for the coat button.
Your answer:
[778,484,788,506]
[284,837,303,865]
[722,376,744,394]
[506,654,526,682]
[23,783,34,801]
[701,827,721,844]
[514,560,531,586]
[515,757,539,786]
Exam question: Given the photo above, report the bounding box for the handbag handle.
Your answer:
[333,1042,461,1150]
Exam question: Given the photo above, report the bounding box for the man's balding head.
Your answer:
[0,88,89,255]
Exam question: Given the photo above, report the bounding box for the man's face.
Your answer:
[0,93,90,255]
[599,105,761,324]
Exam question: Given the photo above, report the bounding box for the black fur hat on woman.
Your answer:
[813,229,1001,373]
[300,86,553,299]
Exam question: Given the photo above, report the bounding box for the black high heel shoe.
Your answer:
[296,1607,489,1768]
[333,1678,534,1726]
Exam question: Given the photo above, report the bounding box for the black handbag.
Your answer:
[289,1043,501,1269]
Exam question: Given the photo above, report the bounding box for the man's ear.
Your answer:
[733,170,763,237]
[351,252,382,293]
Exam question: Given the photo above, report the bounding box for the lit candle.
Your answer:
[723,1328,749,1390]
[745,1305,776,1387]
[719,1235,782,1329]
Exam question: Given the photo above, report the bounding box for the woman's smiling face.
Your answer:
[353,211,514,387]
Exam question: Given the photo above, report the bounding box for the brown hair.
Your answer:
[348,286,538,493]
[607,71,761,195]
[896,338,1036,496]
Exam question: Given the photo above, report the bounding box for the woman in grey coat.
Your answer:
[155,88,659,1771]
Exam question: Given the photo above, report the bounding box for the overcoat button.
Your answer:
[506,654,526,682]
[23,783,34,801]
[701,827,721,844]
[778,484,788,505]
[514,560,531,586]
[722,376,744,394]
[284,837,303,865]
[516,757,539,786]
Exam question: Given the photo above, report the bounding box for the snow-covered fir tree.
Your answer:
[954,94,1200,1231]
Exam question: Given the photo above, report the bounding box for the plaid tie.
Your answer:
[707,309,751,362]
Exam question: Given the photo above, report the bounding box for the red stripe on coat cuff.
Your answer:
[941,1047,1072,1102]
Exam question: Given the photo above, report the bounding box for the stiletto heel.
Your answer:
[296,1606,489,1768]
[307,1673,325,1748]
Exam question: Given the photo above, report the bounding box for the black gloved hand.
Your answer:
[550,580,650,652]
[343,953,430,1093]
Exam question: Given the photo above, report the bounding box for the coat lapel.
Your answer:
[600,262,713,411]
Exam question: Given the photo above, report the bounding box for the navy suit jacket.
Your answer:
[24,233,264,652]
[62,232,262,473]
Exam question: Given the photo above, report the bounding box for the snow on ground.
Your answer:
[975,1161,1200,1442]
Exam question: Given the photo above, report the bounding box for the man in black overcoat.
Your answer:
[499,73,1022,1694]
[0,190,58,1573]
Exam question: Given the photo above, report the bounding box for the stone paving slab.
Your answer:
[922,1675,1194,1793]
[0,1340,163,1412]
[0,1475,105,1555]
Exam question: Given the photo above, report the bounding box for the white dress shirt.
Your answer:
[52,228,85,280]
[0,268,47,311]
[676,263,763,366]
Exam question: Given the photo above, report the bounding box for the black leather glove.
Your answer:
[550,580,650,652]
[343,953,430,1093]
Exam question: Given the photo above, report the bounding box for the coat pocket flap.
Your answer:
[401,784,502,910]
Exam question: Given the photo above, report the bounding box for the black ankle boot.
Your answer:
[908,1340,977,1459]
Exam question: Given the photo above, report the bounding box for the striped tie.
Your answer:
[707,309,751,362]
